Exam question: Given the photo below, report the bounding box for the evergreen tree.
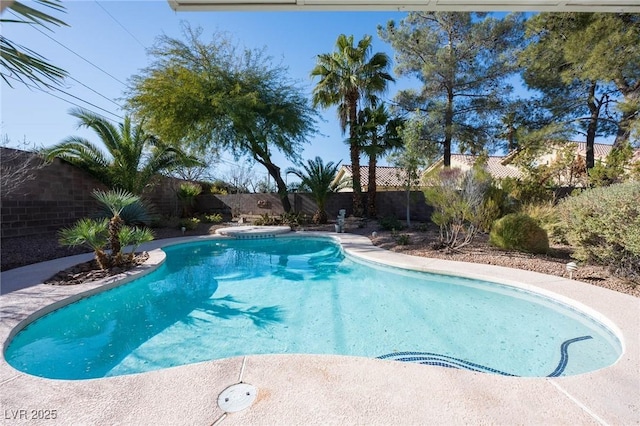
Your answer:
[379,12,524,166]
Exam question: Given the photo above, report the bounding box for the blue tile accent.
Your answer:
[547,335,593,377]
[377,335,593,377]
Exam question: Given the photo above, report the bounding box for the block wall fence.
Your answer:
[1,148,432,239]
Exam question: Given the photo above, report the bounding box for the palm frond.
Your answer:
[92,189,140,217]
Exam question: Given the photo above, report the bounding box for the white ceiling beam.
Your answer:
[167,0,640,12]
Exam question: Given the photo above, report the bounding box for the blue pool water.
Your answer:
[5,237,621,380]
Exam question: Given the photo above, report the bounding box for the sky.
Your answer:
[1,1,416,184]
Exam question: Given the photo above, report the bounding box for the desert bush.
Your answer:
[253,214,278,226]
[520,201,566,244]
[379,216,403,231]
[489,213,549,254]
[558,181,640,282]
[424,166,503,251]
[395,233,411,245]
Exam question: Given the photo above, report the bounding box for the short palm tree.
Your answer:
[59,189,154,269]
[286,157,346,224]
[59,218,110,269]
[42,108,202,194]
[311,34,394,217]
[92,189,139,265]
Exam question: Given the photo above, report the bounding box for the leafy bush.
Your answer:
[558,181,640,282]
[489,213,549,254]
[179,217,200,230]
[202,213,223,224]
[379,216,403,231]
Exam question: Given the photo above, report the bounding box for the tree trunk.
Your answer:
[405,186,411,227]
[348,98,363,217]
[368,152,377,218]
[585,82,599,171]
[263,161,292,213]
[444,87,454,167]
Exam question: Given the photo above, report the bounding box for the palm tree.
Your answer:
[286,157,346,224]
[311,34,394,217]
[59,189,154,269]
[92,189,140,265]
[42,108,202,194]
[1,0,68,89]
[356,104,404,218]
[59,218,110,269]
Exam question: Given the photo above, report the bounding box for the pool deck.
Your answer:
[1,232,638,425]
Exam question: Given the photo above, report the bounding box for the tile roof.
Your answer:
[442,155,523,179]
[342,165,408,187]
[573,142,612,160]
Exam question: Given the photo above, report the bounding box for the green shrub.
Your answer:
[489,213,549,254]
[253,214,277,226]
[177,182,202,217]
[379,216,403,231]
[179,217,200,230]
[395,233,411,245]
[520,201,566,244]
[202,213,223,224]
[558,181,640,281]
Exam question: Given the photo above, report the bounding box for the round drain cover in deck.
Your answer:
[217,383,258,412]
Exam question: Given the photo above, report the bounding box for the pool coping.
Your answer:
[0,232,638,425]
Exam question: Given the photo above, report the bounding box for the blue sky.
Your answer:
[1,1,415,182]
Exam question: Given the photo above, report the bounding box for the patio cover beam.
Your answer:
[167,0,640,12]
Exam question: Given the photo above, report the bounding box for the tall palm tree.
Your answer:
[42,108,202,194]
[286,157,346,224]
[356,104,404,218]
[311,34,394,217]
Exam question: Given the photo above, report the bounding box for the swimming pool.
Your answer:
[4,236,622,380]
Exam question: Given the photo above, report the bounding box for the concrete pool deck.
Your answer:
[1,232,638,425]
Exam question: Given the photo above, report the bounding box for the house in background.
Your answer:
[332,165,410,192]
[423,141,639,187]
[334,142,638,192]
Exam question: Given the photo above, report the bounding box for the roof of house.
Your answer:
[340,165,408,187]
[424,154,523,180]
[575,142,614,160]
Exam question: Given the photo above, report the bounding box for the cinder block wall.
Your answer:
[1,147,433,239]
[0,148,183,238]
[1,150,108,238]
[200,191,433,222]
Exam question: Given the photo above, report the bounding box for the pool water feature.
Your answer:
[4,237,622,380]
